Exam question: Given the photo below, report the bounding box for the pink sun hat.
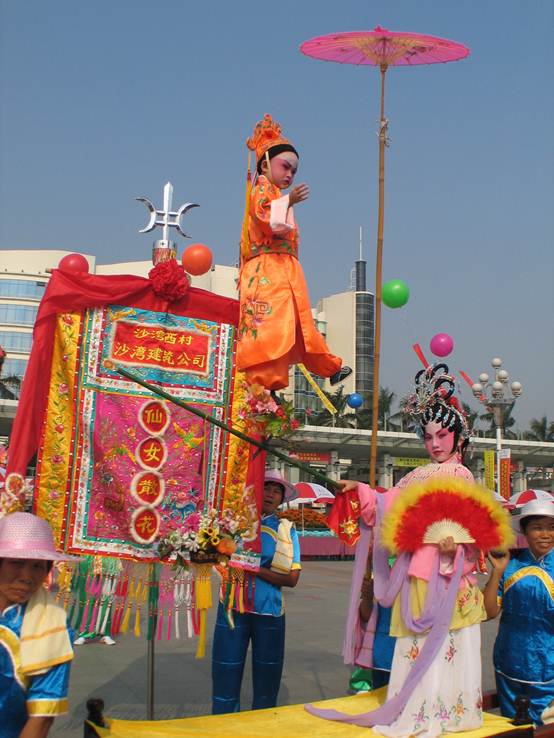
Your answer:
[0,512,78,561]
[264,469,297,503]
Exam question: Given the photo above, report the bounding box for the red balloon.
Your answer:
[181,244,213,276]
[58,253,89,273]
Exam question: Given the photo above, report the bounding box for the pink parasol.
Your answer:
[300,27,469,67]
[301,27,469,485]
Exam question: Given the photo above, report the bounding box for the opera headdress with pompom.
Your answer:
[247,114,297,166]
[380,477,515,553]
[403,363,471,440]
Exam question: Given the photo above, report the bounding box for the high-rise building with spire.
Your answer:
[289,231,374,417]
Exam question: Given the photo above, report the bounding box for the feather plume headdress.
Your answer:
[403,363,470,440]
[380,477,515,554]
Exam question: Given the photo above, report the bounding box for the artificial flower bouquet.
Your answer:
[157,508,244,566]
[238,383,301,440]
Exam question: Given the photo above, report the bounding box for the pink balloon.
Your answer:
[430,333,454,357]
[58,253,89,273]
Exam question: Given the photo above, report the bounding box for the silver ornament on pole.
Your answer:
[136,181,199,265]
[134,183,198,720]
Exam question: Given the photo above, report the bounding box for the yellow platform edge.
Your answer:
[87,688,531,738]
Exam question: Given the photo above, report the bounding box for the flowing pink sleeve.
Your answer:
[357,483,378,526]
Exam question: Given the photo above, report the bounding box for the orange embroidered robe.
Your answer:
[237,175,342,390]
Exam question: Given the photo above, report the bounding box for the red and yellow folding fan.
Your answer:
[380,477,514,554]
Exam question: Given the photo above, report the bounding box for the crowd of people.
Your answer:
[2,383,552,736]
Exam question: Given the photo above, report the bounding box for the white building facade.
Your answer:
[3,249,551,492]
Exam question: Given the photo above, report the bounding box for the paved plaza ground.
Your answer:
[51,560,499,737]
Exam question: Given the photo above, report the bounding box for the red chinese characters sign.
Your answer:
[110,321,210,375]
[130,506,160,544]
[499,449,511,501]
[136,437,167,470]
[131,471,164,506]
[139,401,170,436]
[295,451,332,464]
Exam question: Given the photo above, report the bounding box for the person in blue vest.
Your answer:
[484,498,554,725]
[212,469,301,713]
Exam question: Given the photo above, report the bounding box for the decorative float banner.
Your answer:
[5,269,263,565]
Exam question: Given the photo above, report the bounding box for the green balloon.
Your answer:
[382,279,410,309]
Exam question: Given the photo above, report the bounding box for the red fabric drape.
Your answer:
[326,486,387,546]
[326,489,362,546]
[7,269,239,475]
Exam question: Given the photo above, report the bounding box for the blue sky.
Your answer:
[1,0,552,431]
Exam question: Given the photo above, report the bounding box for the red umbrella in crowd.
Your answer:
[509,488,553,508]
[301,27,469,485]
[294,482,336,504]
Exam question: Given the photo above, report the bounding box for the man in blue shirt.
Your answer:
[212,469,301,713]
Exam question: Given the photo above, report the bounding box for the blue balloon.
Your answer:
[347,392,363,409]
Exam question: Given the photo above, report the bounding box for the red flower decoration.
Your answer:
[149,260,190,302]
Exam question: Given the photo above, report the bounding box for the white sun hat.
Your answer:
[515,498,554,531]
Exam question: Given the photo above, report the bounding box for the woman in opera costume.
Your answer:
[307,364,512,737]
[237,114,350,392]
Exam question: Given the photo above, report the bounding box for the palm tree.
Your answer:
[461,402,479,434]
[524,416,554,442]
[347,386,396,431]
[311,386,358,428]
[0,374,21,400]
[378,387,396,429]
[0,347,21,399]
[387,393,411,432]
[479,402,517,440]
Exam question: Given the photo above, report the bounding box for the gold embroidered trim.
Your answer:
[0,624,30,690]
[27,697,69,716]
[504,566,554,601]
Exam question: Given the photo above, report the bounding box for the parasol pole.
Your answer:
[369,63,388,487]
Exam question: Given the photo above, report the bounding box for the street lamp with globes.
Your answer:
[471,358,523,498]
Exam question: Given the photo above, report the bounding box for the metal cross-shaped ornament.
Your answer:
[136,182,199,265]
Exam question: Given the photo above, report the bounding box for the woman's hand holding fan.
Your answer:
[380,478,515,555]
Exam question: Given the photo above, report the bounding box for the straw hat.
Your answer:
[264,469,297,503]
[0,512,77,561]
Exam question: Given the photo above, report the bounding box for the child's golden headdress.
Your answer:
[247,114,297,166]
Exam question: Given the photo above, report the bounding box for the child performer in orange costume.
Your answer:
[237,114,351,391]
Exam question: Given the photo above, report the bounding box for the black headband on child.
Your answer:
[256,143,299,174]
